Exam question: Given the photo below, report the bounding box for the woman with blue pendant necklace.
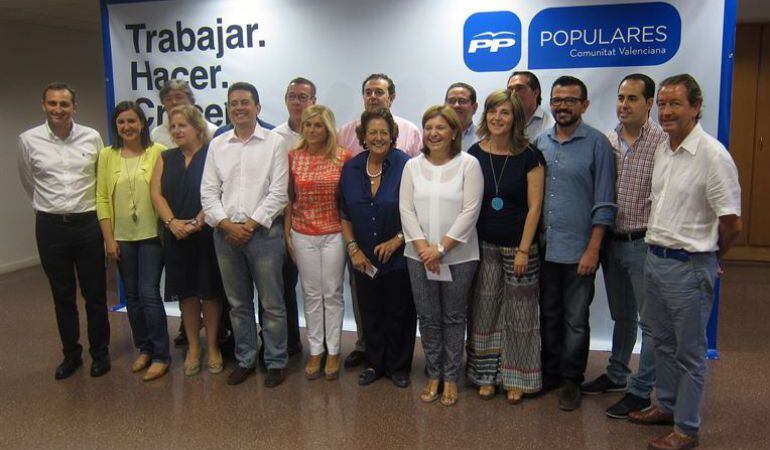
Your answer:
[466,90,546,404]
[96,101,170,381]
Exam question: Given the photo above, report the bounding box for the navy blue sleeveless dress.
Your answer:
[160,145,224,302]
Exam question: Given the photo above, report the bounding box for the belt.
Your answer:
[611,229,646,241]
[36,211,96,223]
[648,245,711,262]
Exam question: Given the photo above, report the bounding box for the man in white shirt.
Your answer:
[150,79,218,148]
[271,77,318,357]
[338,73,422,157]
[337,73,422,368]
[18,82,111,380]
[444,82,478,152]
[201,82,290,387]
[507,71,555,140]
[628,74,742,450]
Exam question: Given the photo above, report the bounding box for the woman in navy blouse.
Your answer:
[339,108,416,389]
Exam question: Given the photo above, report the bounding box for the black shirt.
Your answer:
[468,142,546,247]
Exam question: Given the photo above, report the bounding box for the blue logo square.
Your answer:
[463,11,522,72]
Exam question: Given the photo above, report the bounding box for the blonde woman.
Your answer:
[150,105,225,377]
[96,101,169,381]
[284,105,352,380]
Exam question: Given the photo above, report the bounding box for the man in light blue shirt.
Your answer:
[533,75,616,412]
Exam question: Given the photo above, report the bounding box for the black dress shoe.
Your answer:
[227,365,256,385]
[90,358,111,377]
[358,368,380,386]
[559,381,582,411]
[264,368,286,388]
[391,371,411,388]
[54,358,83,380]
[344,350,365,368]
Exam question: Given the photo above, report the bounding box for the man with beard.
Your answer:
[532,75,616,412]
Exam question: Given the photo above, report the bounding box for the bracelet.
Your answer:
[517,248,530,255]
[346,239,358,248]
[164,217,175,228]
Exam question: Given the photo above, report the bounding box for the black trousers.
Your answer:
[35,212,110,361]
[355,268,417,376]
[539,259,595,385]
[257,254,300,350]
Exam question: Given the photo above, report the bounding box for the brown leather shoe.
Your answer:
[629,406,675,426]
[131,354,151,373]
[648,430,699,450]
[325,354,340,381]
[305,354,323,380]
[142,362,169,382]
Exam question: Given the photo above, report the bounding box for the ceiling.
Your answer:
[1,0,769,33]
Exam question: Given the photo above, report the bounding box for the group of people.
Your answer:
[19,68,741,450]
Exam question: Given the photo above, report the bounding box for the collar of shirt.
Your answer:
[667,123,703,156]
[545,120,588,144]
[528,106,546,126]
[44,120,76,141]
[613,117,656,146]
[226,121,267,143]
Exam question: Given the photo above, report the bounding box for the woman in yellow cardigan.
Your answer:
[96,101,169,381]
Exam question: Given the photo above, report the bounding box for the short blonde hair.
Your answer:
[168,105,210,144]
[476,89,529,154]
[293,104,340,163]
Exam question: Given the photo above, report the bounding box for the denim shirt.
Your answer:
[340,149,409,275]
[534,122,616,264]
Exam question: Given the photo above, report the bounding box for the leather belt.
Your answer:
[36,211,96,223]
[611,229,646,241]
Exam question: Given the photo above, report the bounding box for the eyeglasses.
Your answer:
[550,97,582,107]
[287,93,313,103]
[446,98,471,106]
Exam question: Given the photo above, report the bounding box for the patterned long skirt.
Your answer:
[466,240,542,393]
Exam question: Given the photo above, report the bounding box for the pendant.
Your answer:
[491,196,504,211]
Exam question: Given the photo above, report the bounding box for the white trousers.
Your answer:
[291,230,346,355]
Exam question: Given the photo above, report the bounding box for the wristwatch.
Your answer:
[437,243,446,257]
[164,217,175,227]
[190,218,199,226]
[396,232,404,242]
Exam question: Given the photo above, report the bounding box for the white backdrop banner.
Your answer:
[102,0,737,349]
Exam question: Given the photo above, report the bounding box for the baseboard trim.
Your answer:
[0,256,41,275]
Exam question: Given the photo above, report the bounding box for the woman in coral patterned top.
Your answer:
[284,104,352,381]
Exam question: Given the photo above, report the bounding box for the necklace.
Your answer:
[122,151,145,223]
[488,142,509,212]
[366,154,383,185]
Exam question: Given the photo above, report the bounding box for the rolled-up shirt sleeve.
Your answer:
[251,144,289,228]
[445,156,484,243]
[200,146,227,227]
[591,136,617,227]
[706,149,741,217]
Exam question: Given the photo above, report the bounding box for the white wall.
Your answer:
[0,21,107,273]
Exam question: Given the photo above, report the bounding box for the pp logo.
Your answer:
[464,11,521,72]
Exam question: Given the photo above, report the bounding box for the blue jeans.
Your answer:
[117,238,170,364]
[645,250,717,437]
[601,237,655,398]
[214,219,287,370]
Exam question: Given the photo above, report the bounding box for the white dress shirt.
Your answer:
[645,124,741,253]
[150,114,219,149]
[273,121,301,152]
[338,114,422,157]
[200,124,289,228]
[526,105,555,141]
[400,152,484,265]
[18,121,103,213]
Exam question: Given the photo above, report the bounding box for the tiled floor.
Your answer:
[0,262,767,449]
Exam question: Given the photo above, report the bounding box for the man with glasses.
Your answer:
[444,82,478,152]
[507,71,554,140]
[532,75,616,412]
